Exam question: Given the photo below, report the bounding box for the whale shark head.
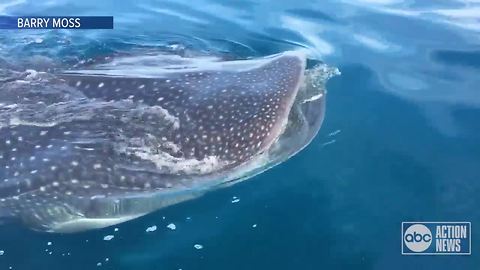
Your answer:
[0,51,338,232]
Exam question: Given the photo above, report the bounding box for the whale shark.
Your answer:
[0,51,339,232]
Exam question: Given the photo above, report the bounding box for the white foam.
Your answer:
[145,225,157,232]
[328,130,341,137]
[103,235,114,241]
[302,93,324,103]
[131,146,228,174]
[9,117,58,127]
[148,106,180,129]
[62,51,305,78]
[322,139,336,147]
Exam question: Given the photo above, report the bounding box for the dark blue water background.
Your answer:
[0,0,479,269]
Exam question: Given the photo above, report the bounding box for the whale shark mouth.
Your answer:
[0,50,322,232]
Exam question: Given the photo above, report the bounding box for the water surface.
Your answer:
[0,0,479,269]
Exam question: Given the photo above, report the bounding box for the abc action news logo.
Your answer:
[402,222,471,255]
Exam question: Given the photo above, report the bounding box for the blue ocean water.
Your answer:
[0,0,479,269]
